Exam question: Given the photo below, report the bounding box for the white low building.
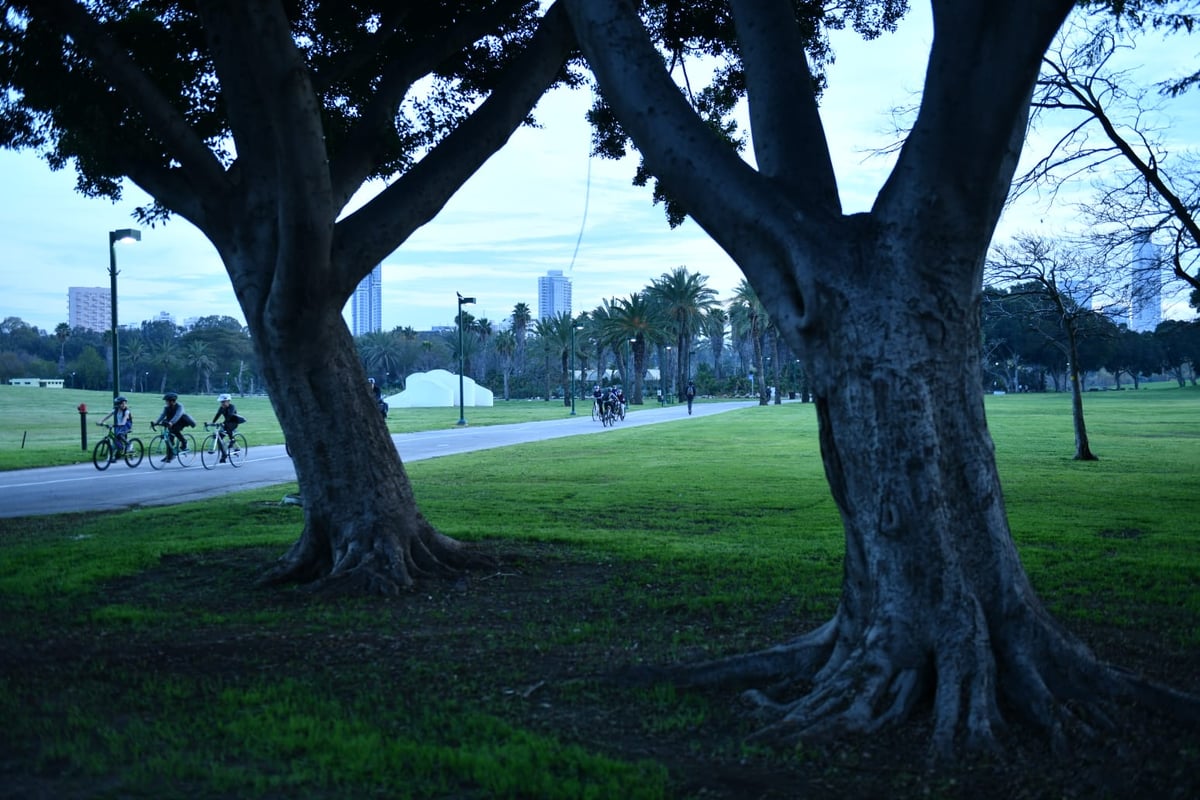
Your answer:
[385,369,494,408]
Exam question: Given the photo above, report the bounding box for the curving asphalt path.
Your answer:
[0,400,758,519]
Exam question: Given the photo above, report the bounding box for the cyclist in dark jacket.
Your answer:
[155,392,195,462]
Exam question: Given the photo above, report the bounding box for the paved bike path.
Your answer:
[0,401,757,519]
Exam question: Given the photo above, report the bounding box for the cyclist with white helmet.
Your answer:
[211,393,246,463]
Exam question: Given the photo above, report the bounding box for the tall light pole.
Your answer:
[108,228,141,398]
[665,345,673,404]
[456,292,475,426]
[570,322,583,416]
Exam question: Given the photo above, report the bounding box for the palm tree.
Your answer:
[493,329,517,400]
[472,317,494,382]
[358,330,403,383]
[603,292,667,404]
[701,307,729,382]
[731,280,769,405]
[534,313,573,404]
[511,302,532,376]
[647,266,718,398]
[121,338,147,393]
[54,322,71,373]
[183,340,216,394]
[150,339,177,395]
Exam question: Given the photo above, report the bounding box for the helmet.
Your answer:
[113,396,127,406]
[217,393,231,402]
[163,392,178,401]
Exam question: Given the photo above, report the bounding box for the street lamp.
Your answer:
[456,292,475,426]
[627,338,636,391]
[665,345,673,404]
[108,228,141,398]
[570,322,583,416]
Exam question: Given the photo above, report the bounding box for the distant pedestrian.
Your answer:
[685,380,696,414]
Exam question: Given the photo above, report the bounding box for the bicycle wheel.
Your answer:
[92,438,113,471]
[591,402,599,422]
[200,434,219,470]
[123,438,144,468]
[149,434,168,469]
[176,433,198,467]
[227,434,248,467]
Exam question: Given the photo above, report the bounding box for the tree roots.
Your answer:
[614,611,1200,761]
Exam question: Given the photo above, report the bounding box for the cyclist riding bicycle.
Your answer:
[603,386,621,418]
[96,396,133,456]
[211,393,247,463]
[155,392,196,463]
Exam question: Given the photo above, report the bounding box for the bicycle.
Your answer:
[201,422,248,469]
[599,399,618,427]
[148,421,197,469]
[92,423,144,470]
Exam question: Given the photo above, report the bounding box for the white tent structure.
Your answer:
[384,369,494,408]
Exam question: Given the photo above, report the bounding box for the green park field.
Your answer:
[0,383,1197,797]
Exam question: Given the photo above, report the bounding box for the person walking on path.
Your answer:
[685,381,697,415]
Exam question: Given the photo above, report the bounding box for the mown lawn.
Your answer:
[0,385,1197,798]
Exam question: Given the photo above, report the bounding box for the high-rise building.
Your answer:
[68,287,110,332]
[1129,231,1162,333]
[537,269,572,320]
[352,264,383,336]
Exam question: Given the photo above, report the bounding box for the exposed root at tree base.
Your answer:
[610,615,1200,761]
[258,520,495,596]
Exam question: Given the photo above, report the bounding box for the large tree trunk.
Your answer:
[564,0,1200,758]
[640,234,1197,756]
[254,303,480,595]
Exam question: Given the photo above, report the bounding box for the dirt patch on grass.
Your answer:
[3,540,1198,799]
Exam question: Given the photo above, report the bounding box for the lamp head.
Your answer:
[110,228,141,245]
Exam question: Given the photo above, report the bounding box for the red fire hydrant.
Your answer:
[78,403,88,451]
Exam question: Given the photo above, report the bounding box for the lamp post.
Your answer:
[107,228,140,398]
[456,292,475,426]
[570,322,583,415]
[665,345,673,403]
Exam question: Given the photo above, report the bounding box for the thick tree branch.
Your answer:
[729,0,839,212]
[331,1,576,287]
[563,0,820,278]
[329,0,531,210]
[25,0,228,200]
[881,0,1075,241]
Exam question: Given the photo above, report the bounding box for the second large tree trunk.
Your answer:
[652,236,1197,757]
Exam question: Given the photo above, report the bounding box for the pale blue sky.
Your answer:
[1,5,1194,334]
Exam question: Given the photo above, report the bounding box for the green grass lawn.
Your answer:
[0,383,1197,797]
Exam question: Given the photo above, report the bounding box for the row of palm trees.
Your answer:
[357,266,803,405]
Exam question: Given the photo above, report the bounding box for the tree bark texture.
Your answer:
[565,0,1200,756]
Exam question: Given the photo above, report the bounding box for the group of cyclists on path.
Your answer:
[591,379,700,422]
[591,384,626,423]
[96,391,246,466]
